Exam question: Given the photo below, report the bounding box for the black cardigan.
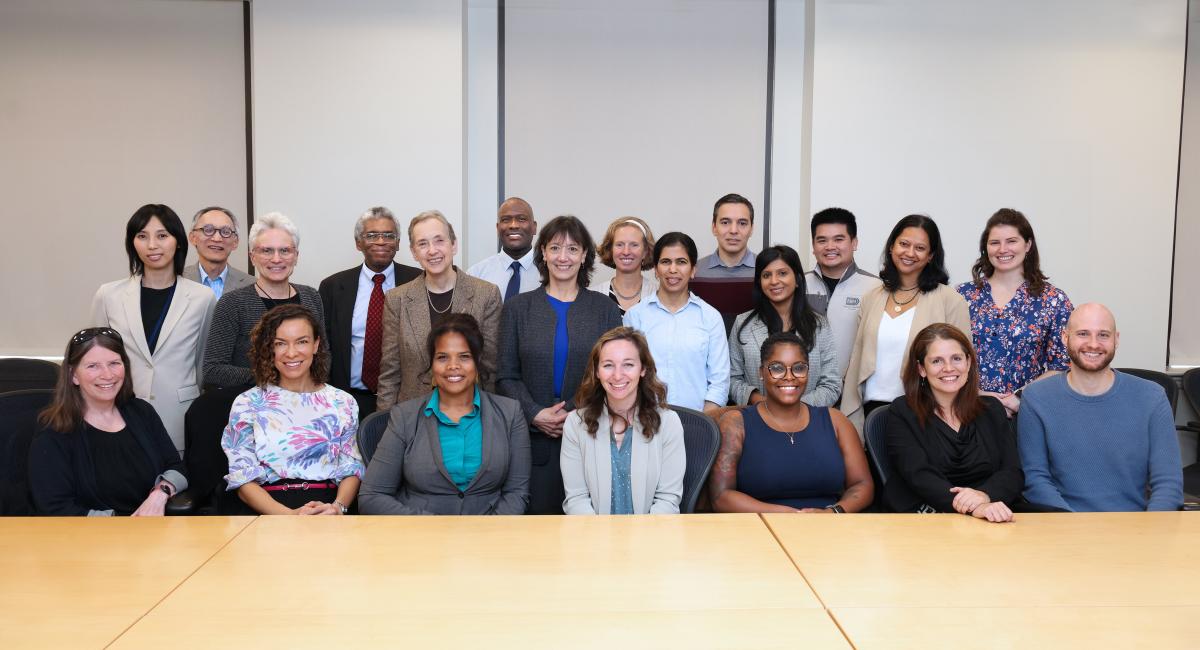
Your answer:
[29,398,188,516]
[883,395,1023,513]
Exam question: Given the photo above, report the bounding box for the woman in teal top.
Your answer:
[358,314,532,515]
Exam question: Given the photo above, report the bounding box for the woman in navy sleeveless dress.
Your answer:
[709,332,874,513]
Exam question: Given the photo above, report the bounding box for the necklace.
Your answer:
[611,279,641,301]
[427,291,452,314]
[761,402,802,445]
[891,289,919,313]
[256,281,290,300]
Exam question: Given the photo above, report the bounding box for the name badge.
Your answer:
[844,297,861,307]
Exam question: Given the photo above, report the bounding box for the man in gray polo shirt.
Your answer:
[804,207,881,376]
[694,193,756,279]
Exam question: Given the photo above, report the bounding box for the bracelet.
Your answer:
[333,500,349,515]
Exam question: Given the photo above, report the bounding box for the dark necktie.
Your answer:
[505,260,522,301]
[362,273,385,393]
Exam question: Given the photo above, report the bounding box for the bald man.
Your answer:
[467,197,540,301]
[1017,303,1183,511]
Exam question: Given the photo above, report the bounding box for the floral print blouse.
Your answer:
[956,279,1073,394]
[222,384,365,489]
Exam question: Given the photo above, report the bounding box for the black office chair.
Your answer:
[1116,367,1178,412]
[0,358,59,394]
[863,405,891,488]
[1178,368,1200,499]
[357,410,391,466]
[0,389,54,515]
[184,384,247,514]
[669,405,720,514]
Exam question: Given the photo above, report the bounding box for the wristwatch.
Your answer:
[334,500,349,515]
[824,504,846,514]
[159,483,173,497]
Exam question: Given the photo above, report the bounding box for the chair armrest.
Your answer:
[166,489,196,516]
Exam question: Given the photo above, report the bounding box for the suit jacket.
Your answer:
[91,276,216,452]
[318,262,422,393]
[358,390,531,515]
[375,270,502,411]
[884,396,1023,513]
[842,283,970,433]
[183,262,255,293]
[202,283,325,388]
[560,407,685,514]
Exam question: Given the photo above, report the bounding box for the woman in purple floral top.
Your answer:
[956,209,1072,416]
[221,304,364,514]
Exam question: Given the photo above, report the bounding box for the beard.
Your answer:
[1067,345,1115,372]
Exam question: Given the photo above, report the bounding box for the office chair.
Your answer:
[0,358,59,394]
[864,404,892,488]
[357,410,392,467]
[669,405,720,514]
[0,389,54,515]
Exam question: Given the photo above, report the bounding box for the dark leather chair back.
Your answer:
[0,389,54,515]
[0,358,59,394]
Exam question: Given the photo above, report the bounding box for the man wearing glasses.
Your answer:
[185,206,255,299]
[319,206,421,415]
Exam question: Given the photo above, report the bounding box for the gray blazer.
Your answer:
[728,311,841,407]
[183,262,255,294]
[202,283,325,388]
[358,390,531,515]
[560,407,685,514]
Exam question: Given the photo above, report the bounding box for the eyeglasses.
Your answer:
[362,231,399,243]
[253,246,296,259]
[193,225,238,239]
[71,327,122,347]
[765,362,809,379]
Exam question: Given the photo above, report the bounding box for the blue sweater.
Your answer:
[1017,371,1183,512]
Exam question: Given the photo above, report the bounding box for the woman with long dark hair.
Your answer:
[729,245,840,406]
[560,326,685,514]
[30,328,187,516]
[842,215,970,433]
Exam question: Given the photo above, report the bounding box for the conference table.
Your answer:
[3,512,1194,648]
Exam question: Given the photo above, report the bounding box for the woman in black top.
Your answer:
[885,323,1022,522]
[30,328,187,516]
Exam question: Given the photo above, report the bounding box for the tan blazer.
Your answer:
[841,283,970,435]
[375,270,502,411]
[91,276,216,452]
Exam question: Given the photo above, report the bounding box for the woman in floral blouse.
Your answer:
[221,303,364,514]
[957,209,1073,416]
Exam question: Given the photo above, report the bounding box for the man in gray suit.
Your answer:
[184,206,254,299]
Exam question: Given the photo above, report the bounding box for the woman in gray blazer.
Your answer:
[561,326,685,514]
[91,204,215,453]
[359,314,531,515]
[729,245,841,408]
[497,216,624,514]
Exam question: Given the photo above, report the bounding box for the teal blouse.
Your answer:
[423,387,483,491]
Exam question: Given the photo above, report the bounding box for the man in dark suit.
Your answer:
[319,207,421,416]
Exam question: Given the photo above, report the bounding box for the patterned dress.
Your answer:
[222,384,365,489]
[956,279,1073,394]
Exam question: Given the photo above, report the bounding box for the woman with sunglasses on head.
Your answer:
[90,204,216,454]
[30,328,188,516]
[729,245,841,408]
[710,332,873,513]
[359,314,530,515]
[884,323,1021,522]
[590,216,657,315]
[203,212,325,389]
[842,215,970,433]
[221,304,363,515]
[561,327,685,514]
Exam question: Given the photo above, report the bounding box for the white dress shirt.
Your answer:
[351,263,396,390]
[467,249,539,301]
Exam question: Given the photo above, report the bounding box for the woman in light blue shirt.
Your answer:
[624,232,729,416]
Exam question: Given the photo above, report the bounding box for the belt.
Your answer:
[262,480,337,492]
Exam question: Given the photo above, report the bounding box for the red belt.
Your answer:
[262,480,337,492]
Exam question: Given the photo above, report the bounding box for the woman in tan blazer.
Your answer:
[842,215,969,435]
[375,210,502,412]
[91,204,216,453]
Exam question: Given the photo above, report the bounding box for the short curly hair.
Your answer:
[249,304,331,387]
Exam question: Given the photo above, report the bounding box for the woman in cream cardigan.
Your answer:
[561,326,685,515]
[842,215,970,435]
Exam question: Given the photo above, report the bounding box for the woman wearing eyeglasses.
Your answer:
[203,212,326,389]
[90,204,216,453]
[709,332,873,513]
[31,328,188,516]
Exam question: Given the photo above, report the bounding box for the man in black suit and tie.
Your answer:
[319,207,422,416]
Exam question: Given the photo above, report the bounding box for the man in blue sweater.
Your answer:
[1018,303,1183,511]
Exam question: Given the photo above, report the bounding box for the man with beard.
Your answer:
[1018,303,1182,511]
[467,197,539,301]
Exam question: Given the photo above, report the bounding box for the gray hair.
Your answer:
[191,206,237,228]
[249,212,300,250]
[407,209,457,245]
[354,206,398,240]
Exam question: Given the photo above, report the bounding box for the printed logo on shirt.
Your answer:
[844,297,861,308]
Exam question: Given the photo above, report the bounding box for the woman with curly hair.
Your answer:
[560,326,685,514]
[220,303,364,515]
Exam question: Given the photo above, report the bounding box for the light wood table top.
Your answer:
[830,606,1199,650]
[0,516,254,649]
[113,514,845,648]
[763,512,1200,609]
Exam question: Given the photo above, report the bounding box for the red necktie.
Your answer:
[362,273,385,393]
